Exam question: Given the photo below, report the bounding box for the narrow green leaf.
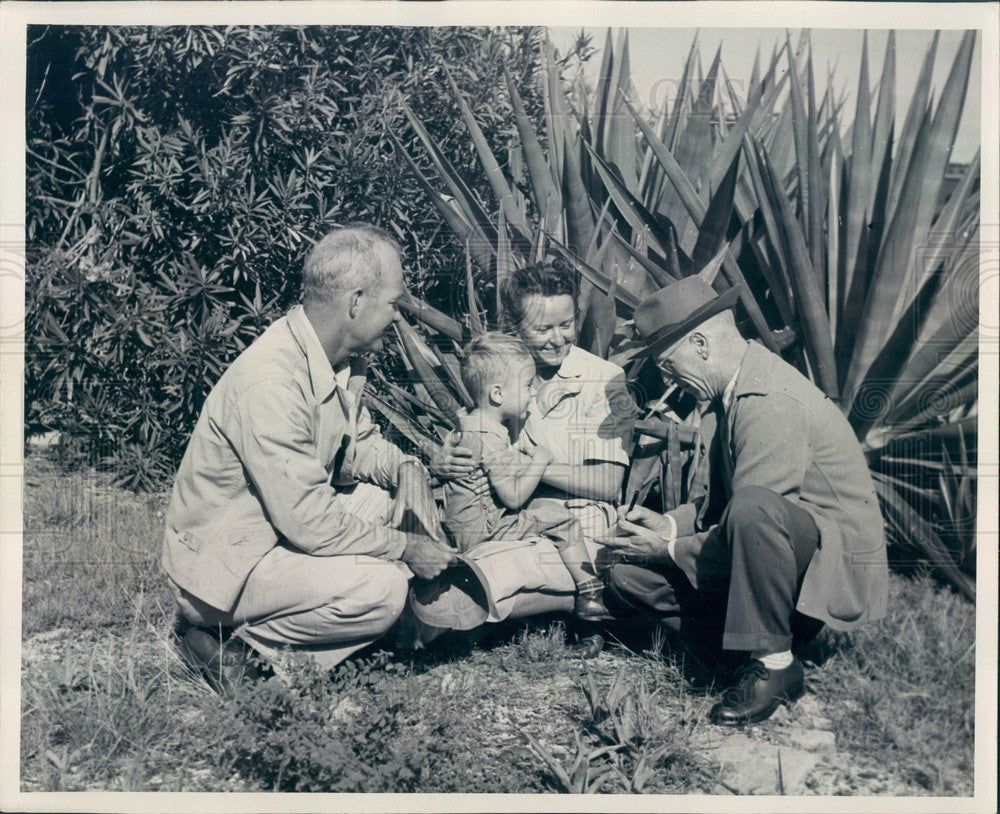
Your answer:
[505,64,561,218]
[429,343,476,410]
[844,31,976,404]
[546,234,640,310]
[805,48,824,285]
[495,206,516,320]
[399,102,497,246]
[886,32,937,220]
[755,141,838,396]
[840,31,873,306]
[395,319,463,420]
[391,131,495,271]
[367,391,443,454]
[444,66,528,233]
[465,241,485,337]
[691,149,740,272]
[584,140,672,259]
[911,151,980,299]
[873,479,974,600]
[604,30,639,193]
[561,128,596,257]
[869,31,896,218]
[667,33,699,151]
[785,32,810,236]
[398,291,464,342]
[578,261,618,359]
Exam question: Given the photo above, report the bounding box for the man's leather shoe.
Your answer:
[177,626,270,697]
[708,657,804,726]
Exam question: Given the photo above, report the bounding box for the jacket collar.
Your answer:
[732,341,774,400]
[287,304,339,402]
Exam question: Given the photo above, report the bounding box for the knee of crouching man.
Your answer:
[371,563,409,631]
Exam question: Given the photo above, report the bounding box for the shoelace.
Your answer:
[723,660,770,702]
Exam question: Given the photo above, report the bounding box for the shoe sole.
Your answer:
[710,683,805,727]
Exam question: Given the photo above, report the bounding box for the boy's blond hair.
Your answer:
[460,332,534,404]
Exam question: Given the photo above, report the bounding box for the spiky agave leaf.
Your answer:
[843,30,976,407]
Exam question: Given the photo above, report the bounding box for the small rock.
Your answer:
[788,728,837,753]
[712,732,819,795]
[811,715,835,731]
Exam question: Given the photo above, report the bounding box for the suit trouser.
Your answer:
[607,485,821,654]
[172,483,410,670]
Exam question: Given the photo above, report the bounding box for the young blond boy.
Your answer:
[443,332,611,622]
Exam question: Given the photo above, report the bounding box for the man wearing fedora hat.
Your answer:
[603,276,887,726]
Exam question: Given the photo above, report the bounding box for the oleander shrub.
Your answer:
[25,25,551,488]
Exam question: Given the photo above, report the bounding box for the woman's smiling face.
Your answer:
[516,293,577,369]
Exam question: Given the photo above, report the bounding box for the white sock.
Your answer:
[754,650,793,670]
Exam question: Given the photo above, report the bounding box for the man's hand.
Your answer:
[393,460,446,541]
[427,430,477,479]
[600,505,677,565]
[427,431,489,496]
[401,533,459,580]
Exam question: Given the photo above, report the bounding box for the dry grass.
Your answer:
[19,453,975,795]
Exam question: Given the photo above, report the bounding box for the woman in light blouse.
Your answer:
[500,260,635,546]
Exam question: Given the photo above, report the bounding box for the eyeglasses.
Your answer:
[654,347,682,377]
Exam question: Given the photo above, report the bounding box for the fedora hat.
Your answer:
[629,276,742,358]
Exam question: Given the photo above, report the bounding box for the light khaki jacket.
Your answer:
[163,306,414,612]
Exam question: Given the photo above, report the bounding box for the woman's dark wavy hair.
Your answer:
[498,257,578,330]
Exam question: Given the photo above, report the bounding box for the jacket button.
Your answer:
[181,532,192,543]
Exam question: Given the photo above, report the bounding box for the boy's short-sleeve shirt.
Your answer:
[442,413,525,550]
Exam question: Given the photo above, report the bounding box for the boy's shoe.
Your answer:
[574,592,615,622]
[574,580,615,622]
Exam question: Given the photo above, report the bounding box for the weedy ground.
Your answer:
[19,454,975,795]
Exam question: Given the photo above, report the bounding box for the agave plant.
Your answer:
[376,29,978,597]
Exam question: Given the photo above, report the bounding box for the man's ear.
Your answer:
[347,289,364,319]
[690,331,709,359]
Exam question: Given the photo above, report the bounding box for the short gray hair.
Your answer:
[460,332,534,404]
[301,224,401,303]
